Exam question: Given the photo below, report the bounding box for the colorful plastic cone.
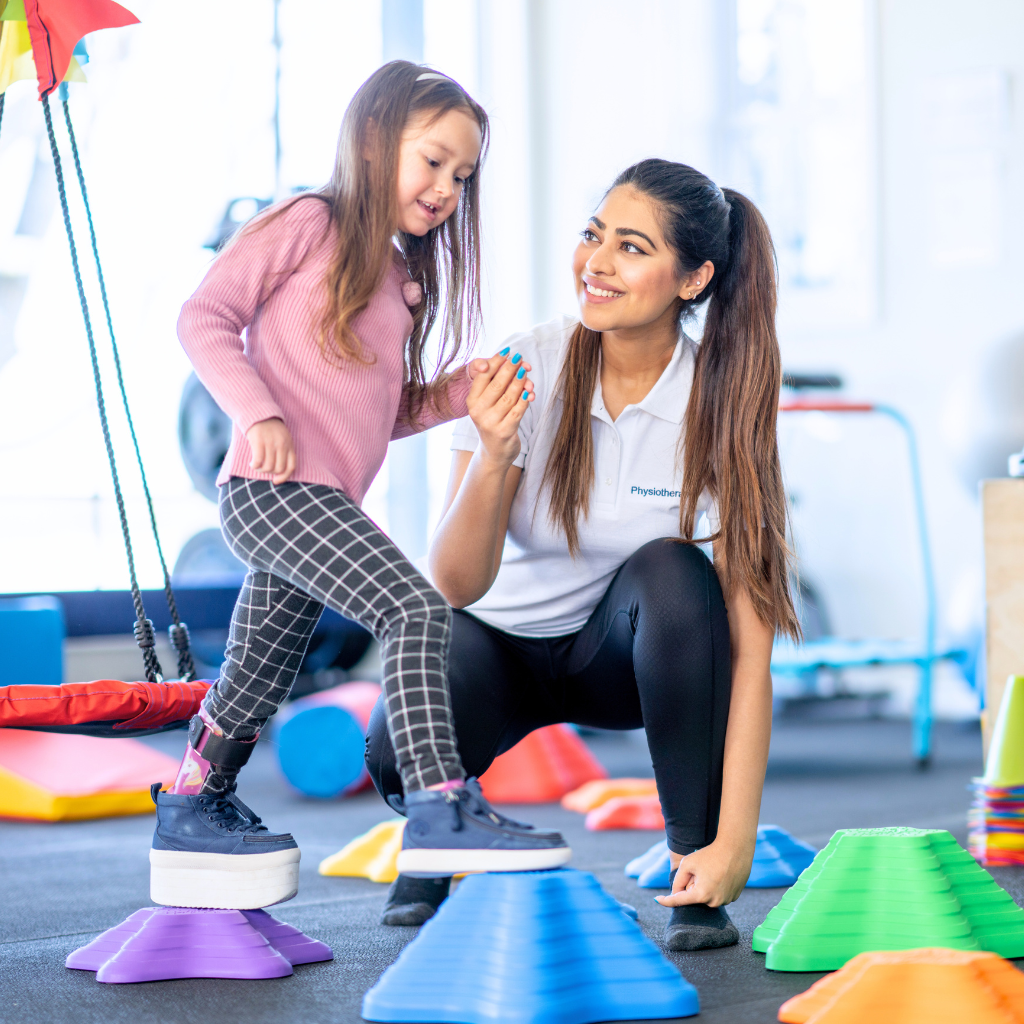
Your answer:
[753,827,1024,971]
[318,819,405,883]
[477,724,607,804]
[361,869,699,1024]
[66,906,332,983]
[748,825,817,888]
[561,777,658,813]
[586,794,665,831]
[984,676,1024,788]
[777,948,1024,1023]
[274,681,381,799]
[0,729,178,821]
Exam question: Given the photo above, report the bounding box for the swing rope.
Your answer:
[42,94,164,684]
[60,97,195,682]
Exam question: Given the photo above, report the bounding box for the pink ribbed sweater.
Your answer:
[177,198,472,504]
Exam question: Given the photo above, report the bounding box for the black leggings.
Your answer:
[365,538,731,853]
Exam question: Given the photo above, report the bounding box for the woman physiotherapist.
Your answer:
[366,157,798,952]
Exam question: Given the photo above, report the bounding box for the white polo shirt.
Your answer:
[450,315,716,637]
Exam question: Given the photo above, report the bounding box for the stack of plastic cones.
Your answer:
[777,948,1024,1023]
[970,675,1024,866]
[67,907,332,983]
[362,869,699,1023]
[752,827,1024,971]
[319,819,405,883]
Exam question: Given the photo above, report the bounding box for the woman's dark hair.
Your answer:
[542,158,799,638]
[231,61,489,425]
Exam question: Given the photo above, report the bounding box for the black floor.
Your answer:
[1,717,1015,1024]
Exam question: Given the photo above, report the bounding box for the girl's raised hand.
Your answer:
[467,348,535,468]
[246,416,297,485]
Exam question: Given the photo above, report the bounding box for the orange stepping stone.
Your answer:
[561,777,658,813]
[778,947,1024,1023]
[586,794,665,831]
[478,724,607,804]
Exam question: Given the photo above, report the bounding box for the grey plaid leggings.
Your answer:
[201,476,464,792]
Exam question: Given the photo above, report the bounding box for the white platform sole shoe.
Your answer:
[149,847,301,910]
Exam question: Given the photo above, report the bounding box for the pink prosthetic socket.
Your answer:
[169,709,257,795]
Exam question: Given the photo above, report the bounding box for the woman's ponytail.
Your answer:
[544,158,799,638]
[681,188,799,638]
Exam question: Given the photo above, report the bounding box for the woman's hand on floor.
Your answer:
[655,840,754,908]
[246,416,296,485]
[467,350,535,468]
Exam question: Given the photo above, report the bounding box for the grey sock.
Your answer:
[381,874,451,927]
[663,868,739,951]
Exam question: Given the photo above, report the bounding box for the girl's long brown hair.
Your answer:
[542,159,799,639]
[234,61,489,425]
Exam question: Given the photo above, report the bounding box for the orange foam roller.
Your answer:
[561,778,659,813]
[0,728,180,821]
[778,948,1024,1024]
[477,724,607,804]
[585,794,665,831]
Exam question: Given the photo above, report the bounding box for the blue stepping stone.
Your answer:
[362,869,699,1024]
[746,824,816,887]
[624,826,816,891]
[624,839,668,881]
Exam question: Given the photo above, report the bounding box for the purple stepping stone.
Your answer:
[66,908,159,971]
[241,910,333,965]
[66,907,332,984]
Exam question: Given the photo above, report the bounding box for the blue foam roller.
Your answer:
[624,839,667,879]
[275,704,365,799]
[362,869,699,1024]
[746,825,817,888]
[0,596,64,687]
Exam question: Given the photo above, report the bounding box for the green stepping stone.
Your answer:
[751,827,1024,972]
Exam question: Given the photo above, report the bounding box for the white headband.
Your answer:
[416,72,448,82]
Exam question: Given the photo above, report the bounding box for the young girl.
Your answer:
[152,62,569,911]
[368,158,798,943]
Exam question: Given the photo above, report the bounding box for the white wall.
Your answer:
[1,0,1021,680]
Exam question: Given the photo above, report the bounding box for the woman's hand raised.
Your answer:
[466,348,535,468]
[655,839,754,909]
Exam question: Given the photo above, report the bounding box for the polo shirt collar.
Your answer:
[590,332,692,426]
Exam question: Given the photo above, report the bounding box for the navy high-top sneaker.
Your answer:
[149,718,299,909]
[396,778,571,877]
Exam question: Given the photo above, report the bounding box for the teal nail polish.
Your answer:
[511,352,522,364]
[521,389,529,400]
[516,366,525,379]
[499,346,510,356]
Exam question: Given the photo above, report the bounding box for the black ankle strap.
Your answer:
[189,716,257,770]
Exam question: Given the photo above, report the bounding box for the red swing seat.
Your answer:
[0,678,212,737]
